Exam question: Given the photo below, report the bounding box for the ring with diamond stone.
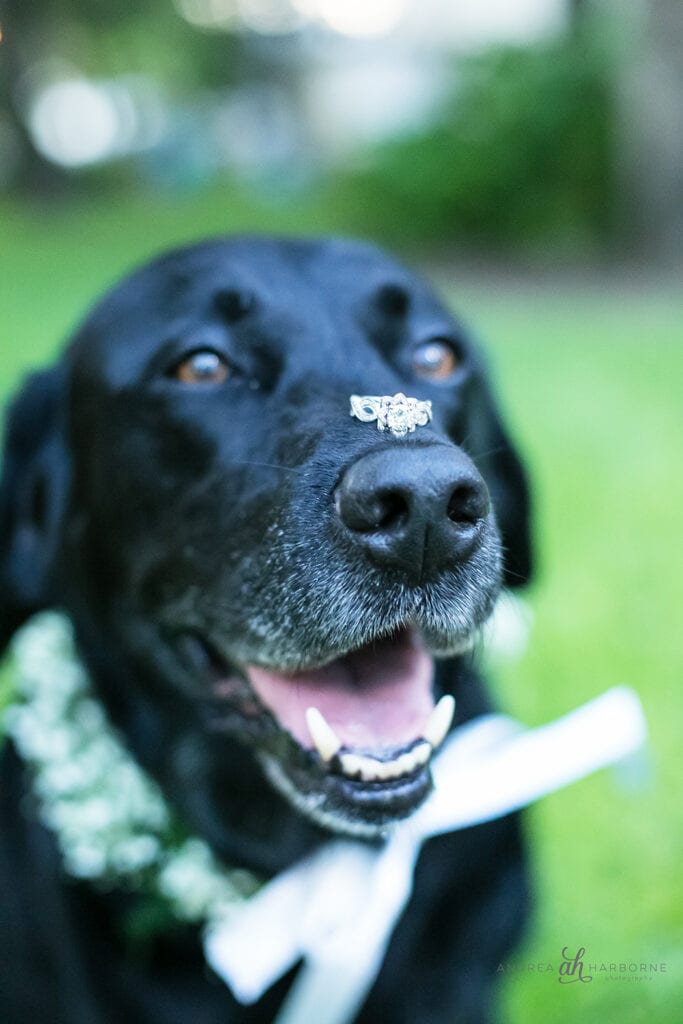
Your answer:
[349,393,433,438]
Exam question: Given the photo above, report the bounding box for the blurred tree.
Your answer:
[0,0,249,194]
[614,0,683,262]
[337,33,614,254]
[1,0,680,262]
[0,0,167,192]
[0,0,69,193]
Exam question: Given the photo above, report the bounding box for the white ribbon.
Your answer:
[204,686,647,1024]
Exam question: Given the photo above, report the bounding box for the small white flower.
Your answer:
[64,842,108,879]
[111,835,161,873]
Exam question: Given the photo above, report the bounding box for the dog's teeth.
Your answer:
[339,752,367,778]
[339,752,386,782]
[338,741,434,782]
[306,707,342,762]
[381,759,400,780]
[370,759,392,781]
[306,700,449,777]
[412,740,432,766]
[422,695,456,750]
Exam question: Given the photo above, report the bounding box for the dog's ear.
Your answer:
[464,370,533,589]
[0,366,70,653]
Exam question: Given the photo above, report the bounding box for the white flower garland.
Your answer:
[4,612,260,923]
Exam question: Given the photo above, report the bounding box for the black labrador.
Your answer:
[0,236,532,1023]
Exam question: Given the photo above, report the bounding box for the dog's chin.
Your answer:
[206,625,476,837]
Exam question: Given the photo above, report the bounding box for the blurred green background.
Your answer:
[1,0,681,1021]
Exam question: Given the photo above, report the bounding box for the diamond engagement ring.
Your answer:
[350,393,433,438]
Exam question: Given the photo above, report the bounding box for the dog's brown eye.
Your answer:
[412,339,460,381]
[175,350,230,385]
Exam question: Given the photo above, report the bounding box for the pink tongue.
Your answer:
[244,631,435,751]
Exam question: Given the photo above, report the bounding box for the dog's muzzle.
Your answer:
[350,393,432,438]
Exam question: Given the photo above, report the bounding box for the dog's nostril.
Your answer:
[447,483,488,525]
[370,490,410,532]
[336,487,410,533]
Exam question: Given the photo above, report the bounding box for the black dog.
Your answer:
[0,236,532,1023]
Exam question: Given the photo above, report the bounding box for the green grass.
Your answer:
[1,192,681,1022]
[453,283,683,1023]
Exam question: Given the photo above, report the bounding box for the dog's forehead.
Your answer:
[69,236,452,381]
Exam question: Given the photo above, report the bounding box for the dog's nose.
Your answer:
[334,445,490,582]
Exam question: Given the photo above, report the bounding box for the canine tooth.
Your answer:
[422,695,456,750]
[306,707,342,762]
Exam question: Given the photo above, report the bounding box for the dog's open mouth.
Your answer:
[209,628,456,836]
[246,629,452,774]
